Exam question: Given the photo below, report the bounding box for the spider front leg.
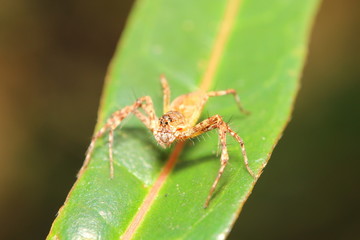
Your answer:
[160,74,171,113]
[179,114,255,208]
[78,96,158,178]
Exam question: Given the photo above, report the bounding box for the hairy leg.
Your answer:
[204,121,229,208]
[160,75,171,113]
[78,96,158,178]
[178,114,254,207]
[207,89,250,115]
[133,96,158,131]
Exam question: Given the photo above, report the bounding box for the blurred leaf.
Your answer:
[47,0,320,239]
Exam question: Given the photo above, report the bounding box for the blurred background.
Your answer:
[0,0,358,239]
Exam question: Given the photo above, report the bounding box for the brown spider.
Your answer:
[79,75,256,208]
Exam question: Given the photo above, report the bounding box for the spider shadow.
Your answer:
[117,128,230,202]
[116,127,224,171]
[174,146,230,203]
[174,134,242,202]
[174,149,215,172]
[114,127,168,163]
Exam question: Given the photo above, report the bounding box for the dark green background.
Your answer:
[0,0,358,239]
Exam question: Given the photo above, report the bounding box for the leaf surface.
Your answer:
[47,0,320,239]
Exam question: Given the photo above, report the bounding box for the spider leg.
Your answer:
[205,120,229,208]
[133,96,158,131]
[227,128,255,177]
[78,96,158,178]
[160,75,171,113]
[207,89,250,115]
[133,110,151,129]
[178,114,254,208]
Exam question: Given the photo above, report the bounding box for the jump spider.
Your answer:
[79,75,255,208]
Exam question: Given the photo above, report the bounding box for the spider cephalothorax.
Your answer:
[154,111,186,147]
[80,75,255,208]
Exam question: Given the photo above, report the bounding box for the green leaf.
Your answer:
[47,0,320,239]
